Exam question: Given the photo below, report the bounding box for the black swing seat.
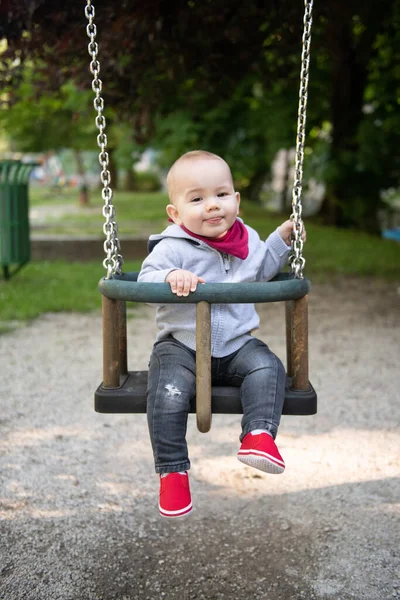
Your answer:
[96,272,317,417]
[95,372,317,415]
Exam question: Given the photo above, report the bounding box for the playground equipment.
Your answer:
[84,0,317,432]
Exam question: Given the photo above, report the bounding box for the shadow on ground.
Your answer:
[1,476,398,600]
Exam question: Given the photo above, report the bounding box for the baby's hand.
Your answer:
[278,219,307,246]
[166,270,206,296]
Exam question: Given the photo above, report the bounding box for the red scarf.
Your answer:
[180,218,249,259]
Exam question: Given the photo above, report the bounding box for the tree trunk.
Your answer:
[319,0,392,232]
[322,10,366,226]
[123,168,136,191]
[247,169,268,204]
[74,149,90,206]
[280,149,292,214]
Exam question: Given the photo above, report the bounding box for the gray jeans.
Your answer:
[147,336,286,474]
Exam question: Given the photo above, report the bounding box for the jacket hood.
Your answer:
[148,224,201,253]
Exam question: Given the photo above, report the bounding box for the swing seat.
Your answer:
[97,272,317,429]
[95,371,317,415]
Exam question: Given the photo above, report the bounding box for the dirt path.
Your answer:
[0,278,399,600]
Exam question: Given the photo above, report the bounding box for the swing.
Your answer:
[85,0,317,433]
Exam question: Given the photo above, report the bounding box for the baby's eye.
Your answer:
[191,197,202,202]
[217,192,228,197]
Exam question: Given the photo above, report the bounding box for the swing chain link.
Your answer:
[289,0,313,279]
[85,0,123,278]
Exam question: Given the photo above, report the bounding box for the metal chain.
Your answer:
[85,0,123,278]
[289,0,313,279]
[84,0,311,278]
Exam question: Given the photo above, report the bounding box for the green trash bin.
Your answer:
[0,160,39,279]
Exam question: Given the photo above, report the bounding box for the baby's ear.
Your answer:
[236,191,241,213]
[166,203,182,225]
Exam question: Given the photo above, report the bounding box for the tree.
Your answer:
[0,71,97,204]
[151,75,300,201]
[318,1,400,230]
[0,0,307,197]
[2,0,400,230]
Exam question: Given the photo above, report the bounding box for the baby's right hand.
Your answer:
[165,270,206,296]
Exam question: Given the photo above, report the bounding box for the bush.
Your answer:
[132,170,162,192]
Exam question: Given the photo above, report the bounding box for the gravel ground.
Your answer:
[0,277,399,600]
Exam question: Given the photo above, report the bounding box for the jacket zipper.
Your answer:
[222,252,231,273]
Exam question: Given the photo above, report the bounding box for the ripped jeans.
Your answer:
[147,336,286,474]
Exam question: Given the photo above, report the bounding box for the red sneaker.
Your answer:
[237,432,285,474]
[159,472,193,518]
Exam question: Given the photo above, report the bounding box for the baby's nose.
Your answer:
[206,197,220,210]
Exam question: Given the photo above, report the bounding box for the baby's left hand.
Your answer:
[278,219,307,246]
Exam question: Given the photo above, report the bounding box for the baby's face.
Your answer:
[166,158,240,238]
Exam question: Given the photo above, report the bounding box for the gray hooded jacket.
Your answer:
[138,221,290,357]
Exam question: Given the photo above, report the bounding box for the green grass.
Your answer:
[1,187,398,329]
[29,186,76,206]
[29,186,400,278]
[0,259,142,324]
[243,205,400,281]
[30,186,169,236]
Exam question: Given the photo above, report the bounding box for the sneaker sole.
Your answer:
[159,502,193,518]
[237,452,285,474]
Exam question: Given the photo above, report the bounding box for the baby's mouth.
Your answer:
[205,216,223,223]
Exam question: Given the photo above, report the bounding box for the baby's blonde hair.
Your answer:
[166,150,232,201]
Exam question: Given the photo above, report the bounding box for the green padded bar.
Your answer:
[98,272,310,304]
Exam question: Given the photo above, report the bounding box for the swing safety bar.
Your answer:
[97,273,316,432]
[98,272,310,304]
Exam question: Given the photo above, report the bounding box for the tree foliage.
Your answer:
[0,75,96,152]
[1,0,400,230]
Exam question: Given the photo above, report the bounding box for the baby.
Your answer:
[138,150,305,518]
